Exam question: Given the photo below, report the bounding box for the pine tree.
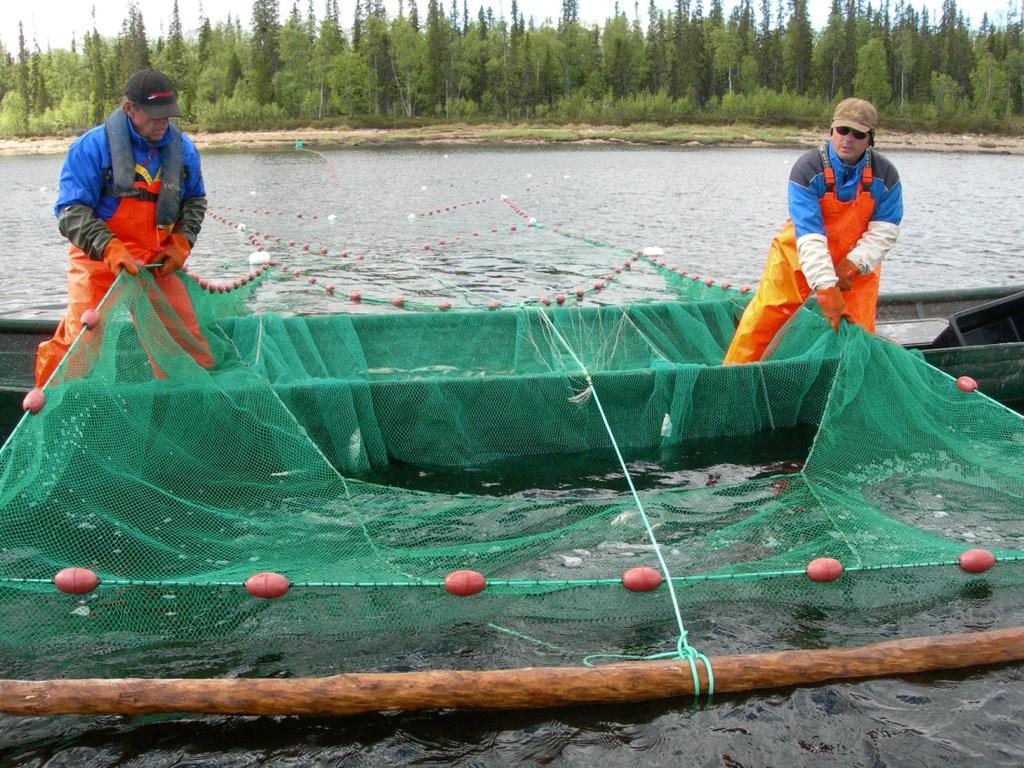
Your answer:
[165,0,189,113]
[16,23,30,131]
[251,0,280,104]
[561,0,579,27]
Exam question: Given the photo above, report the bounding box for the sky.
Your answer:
[2,0,1018,53]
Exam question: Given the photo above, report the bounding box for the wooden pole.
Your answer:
[2,626,1022,717]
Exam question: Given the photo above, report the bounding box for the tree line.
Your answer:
[1,0,1022,137]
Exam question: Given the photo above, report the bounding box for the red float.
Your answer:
[740,285,752,294]
[555,294,566,305]
[959,548,996,573]
[444,569,486,597]
[80,308,101,330]
[956,376,978,393]
[438,301,452,311]
[622,566,663,592]
[806,557,844,583]
[53,567,99,594]
[22,388,45,414]
[349,292,362,303]
[245,571,290,599]
[391,295,405,307]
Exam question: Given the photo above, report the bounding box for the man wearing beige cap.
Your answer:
[724,97,903,364]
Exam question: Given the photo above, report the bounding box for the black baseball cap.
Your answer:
[124,69,181,118]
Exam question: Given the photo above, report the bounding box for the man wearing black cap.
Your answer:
[36,69,211,385]
[723,97,903,364]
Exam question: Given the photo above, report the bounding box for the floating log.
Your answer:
[2,626,1022,717]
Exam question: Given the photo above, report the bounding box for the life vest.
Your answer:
[722,146,880,365]
[35,112,209,386]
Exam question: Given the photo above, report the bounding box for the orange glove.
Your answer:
[155,233,191,277]
[835,258,861,291]
[815,287,854,332]
[102,238,140,276]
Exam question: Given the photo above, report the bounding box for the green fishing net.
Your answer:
[1,266,1022,679]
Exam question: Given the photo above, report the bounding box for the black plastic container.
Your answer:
[933,290,1024,347]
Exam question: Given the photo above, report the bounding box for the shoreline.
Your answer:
[2,123,1023,156]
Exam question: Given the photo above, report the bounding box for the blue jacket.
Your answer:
[54,112,205,220]
[788,143,902,242]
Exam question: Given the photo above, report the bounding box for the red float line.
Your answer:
[211,191,651,309]
[643,256,752,297]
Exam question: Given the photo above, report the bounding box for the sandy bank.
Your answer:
[2,124,1023,157]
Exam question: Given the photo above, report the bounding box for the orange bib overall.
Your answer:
[35,173,212,386]
[722,159,880,366]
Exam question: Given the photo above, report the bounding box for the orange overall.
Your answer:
[35,171,212,386]
[722,160,880,366]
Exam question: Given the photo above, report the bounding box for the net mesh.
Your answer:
[1,267,1023,679]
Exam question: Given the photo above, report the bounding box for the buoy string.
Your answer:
[206,208,644,312]
[410,177,559,218]
[502,195,744,299]
[295,146,342,190]
[17,551,1024,593]
[208,190,662,310]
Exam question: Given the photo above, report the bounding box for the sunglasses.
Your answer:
[835,125,869,140]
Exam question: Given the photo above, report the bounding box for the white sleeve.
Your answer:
[846,221,900,273]
[796,233,836,291]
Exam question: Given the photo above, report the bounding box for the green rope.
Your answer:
[536,307,713,696]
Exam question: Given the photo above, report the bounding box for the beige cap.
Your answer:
[831,98,878,133]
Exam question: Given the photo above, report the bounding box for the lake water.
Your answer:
[3,145,1024,320]
[1,145,1023,765]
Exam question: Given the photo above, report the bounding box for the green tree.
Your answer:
[83,27,108,124]
[390,13,424,116]
[313,1,346,118]
[251,0,280,105]
[930,69,960,115]
[970,52,1009,116]
[273,2,317,117]
[15,23,29,132]
[114,3,151,88]
[157,0,190,115]
[853,37,893,105]
[330,48,371,116]
[782,0,813,94]
[424,0,448,112]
